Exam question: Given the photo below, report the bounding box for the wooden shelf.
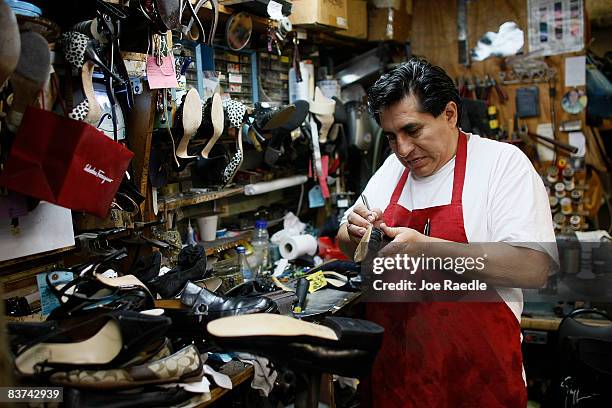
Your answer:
[157,186,245,212]
[198,361,254,407]
[200,231,251,255]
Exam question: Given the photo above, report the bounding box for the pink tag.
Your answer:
[146,55,179,89]
[318,155,330,199]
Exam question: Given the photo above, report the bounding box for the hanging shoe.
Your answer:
[60,31,123,83]
[14,310,171,376]
[6,31,49,133]
[0,0,20,89]
[174,88,203,159]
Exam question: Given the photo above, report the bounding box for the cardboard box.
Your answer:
[337,0,367,39]
[368,0,411,42]
[290,0,348,30]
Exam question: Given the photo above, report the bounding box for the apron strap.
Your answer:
[451,131,468,204]
[389,130,467,206]
[390,167,410,204]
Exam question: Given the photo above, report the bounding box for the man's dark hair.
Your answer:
[367,58,461,124]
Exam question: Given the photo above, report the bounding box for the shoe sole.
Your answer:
[176,88,202,159]
[207,313,339,341]
[200,93,224,158]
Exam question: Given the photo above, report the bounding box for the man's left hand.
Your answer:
[380,223,427,243]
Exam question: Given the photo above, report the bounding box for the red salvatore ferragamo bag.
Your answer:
[0,107,134,217]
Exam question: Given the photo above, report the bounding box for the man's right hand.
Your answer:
[346,204,384,243]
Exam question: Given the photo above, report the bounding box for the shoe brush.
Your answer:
[7,31,50,133]
[0,0,20,89]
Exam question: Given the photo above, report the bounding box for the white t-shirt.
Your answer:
[341,133,558,321]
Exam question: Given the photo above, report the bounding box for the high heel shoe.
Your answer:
[221,127,244,186]
[14,310,171,375]
[60,31,123,84]
[199,92,224,159]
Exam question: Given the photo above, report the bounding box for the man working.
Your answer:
[337,59,557,407]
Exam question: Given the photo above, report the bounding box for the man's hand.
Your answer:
[380,223,427,244]
[346,204,383,243]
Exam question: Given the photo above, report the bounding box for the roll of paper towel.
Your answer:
[244,175,308,196]
[279,234,318,260]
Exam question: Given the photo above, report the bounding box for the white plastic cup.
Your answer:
[197,215,218,242]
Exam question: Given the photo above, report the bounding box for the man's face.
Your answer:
[380,94,458,178]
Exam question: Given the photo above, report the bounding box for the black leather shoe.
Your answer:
[148,246,208,298]
[180,281,277,319]
[207,314,384,377]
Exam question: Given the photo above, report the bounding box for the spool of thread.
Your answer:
[560,197,573,215]
[555,182,566,198]
[279,234,318,260]
[570,189,582,203]
[562,166,574,181]
[557,158,567,170]
[570,215,581,229]
[549,196,560,213]
[553,213,567,226]
[546,166,559,184]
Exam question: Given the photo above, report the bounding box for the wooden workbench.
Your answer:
[521,316,611,331]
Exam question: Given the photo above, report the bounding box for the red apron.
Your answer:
[366,132,526,407]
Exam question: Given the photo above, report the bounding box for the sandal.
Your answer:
[221,126,244,186]
[199,92,224,159]
[45,249,155,319]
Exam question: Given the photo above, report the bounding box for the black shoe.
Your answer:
[147,245,208,298]
[130,252,162,283]
[180,281,277,319]
[207,314,384,377]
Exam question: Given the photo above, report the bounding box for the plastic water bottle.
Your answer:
[251,220,270,272]
[237,246,254,281]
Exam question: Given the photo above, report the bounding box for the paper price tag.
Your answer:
[37,271,73,316]
[306,271,328,293]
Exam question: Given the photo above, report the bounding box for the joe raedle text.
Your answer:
[369,254,489,292]
[372,279,488,292]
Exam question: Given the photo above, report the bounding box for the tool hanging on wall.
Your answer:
[457,0,470,67]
